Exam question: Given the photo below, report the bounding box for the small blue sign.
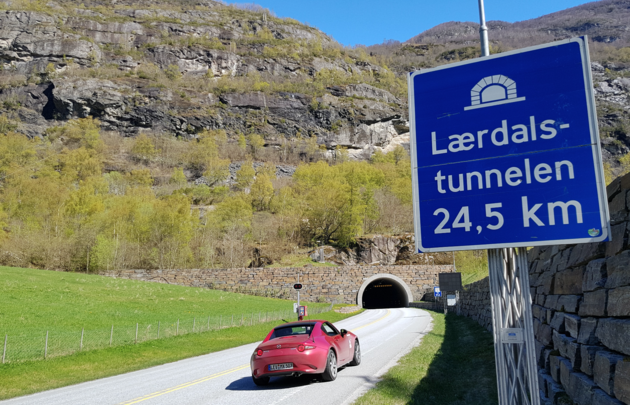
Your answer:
[434,287,442,297]
[409,37,610,252]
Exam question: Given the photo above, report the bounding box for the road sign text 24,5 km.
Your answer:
[408,37,610,252]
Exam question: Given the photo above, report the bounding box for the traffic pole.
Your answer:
[477,0,490,57]
[297,273,302,321]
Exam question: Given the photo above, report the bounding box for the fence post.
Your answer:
[241,313,243,326]
[110,325,113,346]
[193,317,196,333]
[135,323,138,344]
[157,321,160,339]
[2,335,6,363]
[219,315,222,330]
[44,331,48,359]
[80,328,84,351]
[251,312,253,326]
[176,319,179,336]
[231,315,233,327]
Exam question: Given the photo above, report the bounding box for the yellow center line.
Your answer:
[118,310,392,404]
[349,309,391,332]
[117,365,249,405]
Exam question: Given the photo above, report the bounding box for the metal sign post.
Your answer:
[407,2,610,404]
[478,2,539,403]
[295,274,302,321]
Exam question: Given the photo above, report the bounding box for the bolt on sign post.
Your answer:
[408,3,609,403]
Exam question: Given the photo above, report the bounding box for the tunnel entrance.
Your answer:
[357,274,412,309]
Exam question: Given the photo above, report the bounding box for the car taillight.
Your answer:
[297,345,304,352]
[257,349,263,356]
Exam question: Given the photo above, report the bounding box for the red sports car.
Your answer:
[250,320,361,385]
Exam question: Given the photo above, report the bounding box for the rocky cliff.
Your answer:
[2,0,630,172]
[0,0,409,159]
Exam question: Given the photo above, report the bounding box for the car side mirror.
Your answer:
[340,329,347,337]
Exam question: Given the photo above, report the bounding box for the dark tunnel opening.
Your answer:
[361,278,409,309]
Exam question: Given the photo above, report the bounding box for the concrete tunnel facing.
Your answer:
[357,274,414,309]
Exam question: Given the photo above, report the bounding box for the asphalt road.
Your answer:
[2,308,433,405]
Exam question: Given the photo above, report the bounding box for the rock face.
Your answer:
[310,234,454,266]
[0,1,409,158]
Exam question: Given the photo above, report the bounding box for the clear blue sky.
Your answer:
[225,0,595,46]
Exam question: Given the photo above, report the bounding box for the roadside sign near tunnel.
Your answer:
[439,273,462,292]
[408,37,610,252]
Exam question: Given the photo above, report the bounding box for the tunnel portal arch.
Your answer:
[357,274,414,309]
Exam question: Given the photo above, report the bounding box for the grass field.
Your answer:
[0,266,361,399]
[0,309,358,400]
[354,310,497,405]
[0,266,331,335]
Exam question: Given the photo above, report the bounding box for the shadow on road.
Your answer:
[225,374,322,391]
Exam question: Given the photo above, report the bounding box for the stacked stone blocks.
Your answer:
[100,264,454,305]
[459,172,630,405]
[459,277,493,331]
[528,173,630,405]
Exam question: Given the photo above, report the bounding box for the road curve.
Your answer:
[1,308,432,405]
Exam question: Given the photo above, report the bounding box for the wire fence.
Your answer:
[1,304,333,364]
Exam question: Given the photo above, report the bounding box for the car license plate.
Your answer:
[268,363,293,371]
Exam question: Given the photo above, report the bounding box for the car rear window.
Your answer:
[271,323,316,339]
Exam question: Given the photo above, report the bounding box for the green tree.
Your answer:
[131,134,158,163]
[251,173,274,211]
[170,167,187,186]
[237,133,247,150]
[248,134,265,158]
[235,161,256,191]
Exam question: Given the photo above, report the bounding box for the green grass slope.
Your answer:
[0,266,329,335]
[354,311,497,405]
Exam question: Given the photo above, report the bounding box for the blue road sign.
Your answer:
[409,37,610,252]
[434,287,442,298]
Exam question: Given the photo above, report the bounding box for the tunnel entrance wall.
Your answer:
[357,274,413,308]
[100,265,455,305]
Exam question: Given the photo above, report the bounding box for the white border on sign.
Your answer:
[408,36,611,253]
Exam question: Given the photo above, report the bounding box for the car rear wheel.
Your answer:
[348,339,361,366]
[252,375,270,386]
[321,349,338,381]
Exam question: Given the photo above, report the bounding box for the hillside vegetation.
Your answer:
[3,0,630,272]
[0,119,412,271]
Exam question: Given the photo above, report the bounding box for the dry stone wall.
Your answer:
[100,265,454,305]
[529,173,630,405]
[458,172,630,405]
[459,277,493,332]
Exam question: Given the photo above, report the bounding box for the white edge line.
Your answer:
[340,310,435,405]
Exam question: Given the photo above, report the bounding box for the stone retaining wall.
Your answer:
[100,265,454,305]
[459,277,492,332]
[529,173,630,405]
[457,172,630,405]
